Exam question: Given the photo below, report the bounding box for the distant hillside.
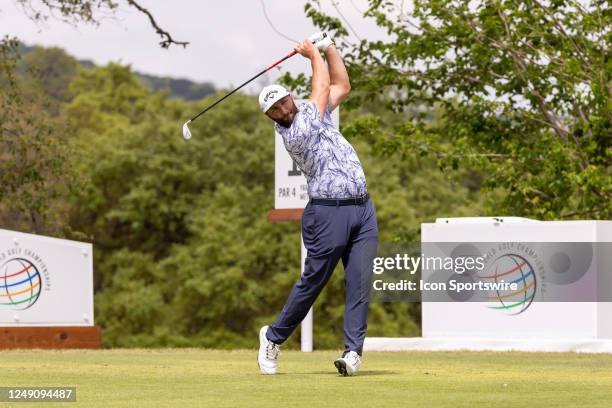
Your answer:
[18,44,216,101]
[135,73,215,101]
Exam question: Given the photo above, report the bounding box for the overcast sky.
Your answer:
[1,0,388,93]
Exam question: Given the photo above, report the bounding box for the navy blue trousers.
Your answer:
[266,199,378,355]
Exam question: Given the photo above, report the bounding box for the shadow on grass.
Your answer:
[285,370,400,376]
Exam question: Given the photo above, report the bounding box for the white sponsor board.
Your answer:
[365,219,612,352]
[0,229,94,326]
[420,219,612,340]
[274,101,339,209]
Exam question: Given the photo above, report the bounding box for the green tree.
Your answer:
[299,0,610,220]
[1,0,187,234]
[21,47,79,108]
[0,37,70,234]
[62,63,295,346]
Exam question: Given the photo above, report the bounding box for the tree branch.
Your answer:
[496,7,570,140]
[531,0,593,72]
[124,0,188,49]
[560,206,605,219]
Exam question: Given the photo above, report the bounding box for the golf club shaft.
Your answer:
[189,50,298,122]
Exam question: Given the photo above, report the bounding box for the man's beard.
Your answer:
[274,108,297,128]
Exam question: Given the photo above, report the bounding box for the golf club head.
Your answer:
[182,120,192,140]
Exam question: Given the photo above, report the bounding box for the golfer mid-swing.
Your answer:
[257,32,378,376]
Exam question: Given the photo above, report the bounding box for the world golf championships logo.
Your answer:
[480,253,537,315]
[1,255,44,310]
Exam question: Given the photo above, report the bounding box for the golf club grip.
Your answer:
[189,50,299,122]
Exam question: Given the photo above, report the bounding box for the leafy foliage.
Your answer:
[297,0,611,219]
[0,37,70,234]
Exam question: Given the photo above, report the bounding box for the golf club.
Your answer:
[182,49,299,140]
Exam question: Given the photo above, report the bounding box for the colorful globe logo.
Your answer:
[1,258,42,310]
[480,254,536,315]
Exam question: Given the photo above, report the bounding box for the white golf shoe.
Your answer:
[257,325,280,375]
[334,350,361,376]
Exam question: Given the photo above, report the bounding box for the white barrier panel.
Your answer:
[421,219,612,340]
[0,229,93,326]
[364,218,612,353]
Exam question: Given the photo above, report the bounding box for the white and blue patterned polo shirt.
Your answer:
[275,101,368,199]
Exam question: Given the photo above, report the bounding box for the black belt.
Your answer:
[310,193,370,206]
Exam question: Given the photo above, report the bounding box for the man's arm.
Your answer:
[325,45,350,111]
[295,39,330,120]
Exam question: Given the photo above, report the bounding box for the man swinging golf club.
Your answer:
[257,32,378,376]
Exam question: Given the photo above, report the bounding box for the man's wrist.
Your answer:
[323,43,336,56]
[310,50,324,61]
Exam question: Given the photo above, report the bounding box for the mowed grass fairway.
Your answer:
[1,349,611,407]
